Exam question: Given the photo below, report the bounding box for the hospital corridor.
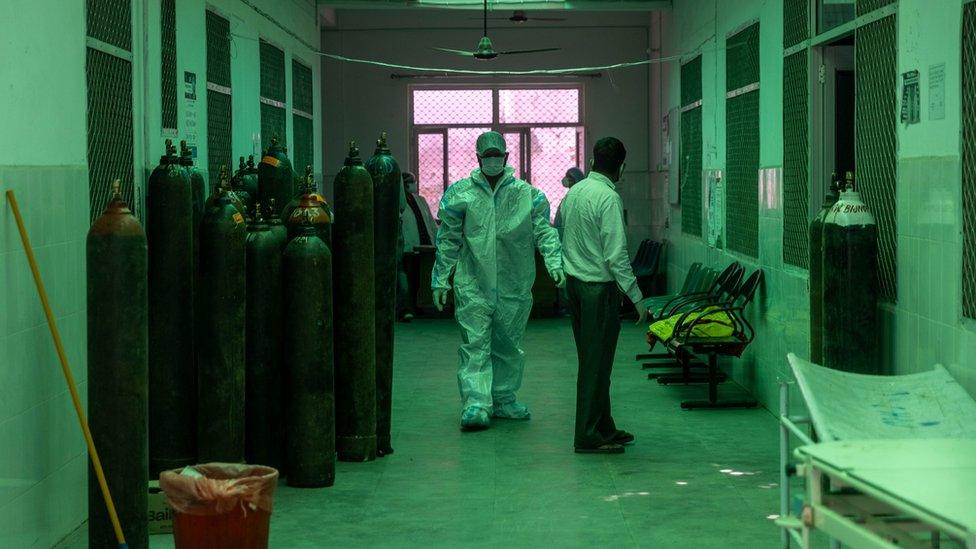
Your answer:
[2,0,976,548]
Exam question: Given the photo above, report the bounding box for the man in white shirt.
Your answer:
[560,137,647,454]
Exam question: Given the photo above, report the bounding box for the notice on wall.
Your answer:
[183,71,198,157]
[901,70,920,125]
[928,63,946,121]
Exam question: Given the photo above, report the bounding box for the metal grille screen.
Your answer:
[727,23,761,92]
[857,0,895,17]
[783,0,809,49]
[726,92,760,257]
[86,49,134,223]
[725,23,760,257]
[206,11,230,87]
[681,56,702,106]
[86,0,132,51]
[206,11,232,182]
[160,0,178,131]
[680,56,702,237]
[260,41,286,150]
[208,91,233,187]
[680,107,703,237]
[260,41,286,102]
[855,15,898,300]
[783,51,809,268]
[292,60,313,172]
[963,2,976,318]
[86,0,133,223]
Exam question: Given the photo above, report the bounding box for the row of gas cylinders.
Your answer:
[85,134,402,548]
[809,171,880,375]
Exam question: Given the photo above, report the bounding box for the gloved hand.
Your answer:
[551,268,566,288]
[634,300,650,326]
[433,288,449,312]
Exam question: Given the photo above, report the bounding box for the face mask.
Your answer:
[405,183,418,194]
[480,156,506,177]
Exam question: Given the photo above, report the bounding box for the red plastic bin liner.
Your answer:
[160,463,279,549]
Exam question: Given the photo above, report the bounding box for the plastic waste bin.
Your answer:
[159,463,278,549]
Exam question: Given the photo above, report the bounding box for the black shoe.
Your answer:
[574,443,625,454]
[613,430,635,445]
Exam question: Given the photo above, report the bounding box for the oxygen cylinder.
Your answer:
[232,156,255,215]
[147,138,195,476]
[267,198,288,247]
[197,170,247,463]
[809,174,840,365]
[245,202,286,470]
[285,166,334,247]
[283,217,335,487]
[332,142,377,462]
[822,172,880,374]
[87,180,149,549]
[243,154,260,197]
[208,165,247,219]
[258,136,295,217]
[179,140,208,243]
[365,132,401,458]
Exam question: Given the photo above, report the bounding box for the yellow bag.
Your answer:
[648,306,735,342]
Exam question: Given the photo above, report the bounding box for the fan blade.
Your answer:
[499,47,561,55]
[432,47,476,57]
[530,17,567,22]
[467,16,510,20]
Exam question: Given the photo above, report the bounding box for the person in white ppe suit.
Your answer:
[432,131,564,431]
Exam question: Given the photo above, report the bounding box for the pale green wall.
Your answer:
[661,0,976,411]
[0,1,320,546]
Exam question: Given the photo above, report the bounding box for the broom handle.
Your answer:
[5,190,128,549]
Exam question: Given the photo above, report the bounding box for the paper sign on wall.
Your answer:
[900,70,920,125]
[928,63,946,121]
[183,71,198,157]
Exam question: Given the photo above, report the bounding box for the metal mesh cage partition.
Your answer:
[855,15,898,301]
[727,23,760,93]
[783,0,809,49]
[725,91,760,257]
[86,49,135,223]
[292,60,314,174]
[857,0,895,17]
[680,108,703,237]
[85,0,134,223]
[206,11,230,87]
[207,91,233,189]
[260,40,286,102]
[725,23,761,257]
[680,55,703,106]
[260,103,287,151]
[87,0,132,51]
[680,56,703,237]
[783,51,809,268]
[963,2,976,318]
[206,10,232,183]
[260,40,286,150]
[160,0,178,132]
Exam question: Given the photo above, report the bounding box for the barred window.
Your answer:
[725,23,761,257]
[680,56,703,238]
[206,10,232,183]
[411,87,583,219]
[292,59,314,175]
[260,39,286,151]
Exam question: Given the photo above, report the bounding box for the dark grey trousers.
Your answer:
[567,276,621,449]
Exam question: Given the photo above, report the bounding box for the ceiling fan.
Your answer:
[434,0,561,60]
[469,10,567,23]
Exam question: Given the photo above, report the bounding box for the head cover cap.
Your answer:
[402,171,417,186]
[476,131,507,155]
[565,167,585,183]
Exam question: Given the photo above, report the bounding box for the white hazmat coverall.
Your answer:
[432,166,562,411]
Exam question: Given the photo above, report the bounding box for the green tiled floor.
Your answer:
[59,318,782,548]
